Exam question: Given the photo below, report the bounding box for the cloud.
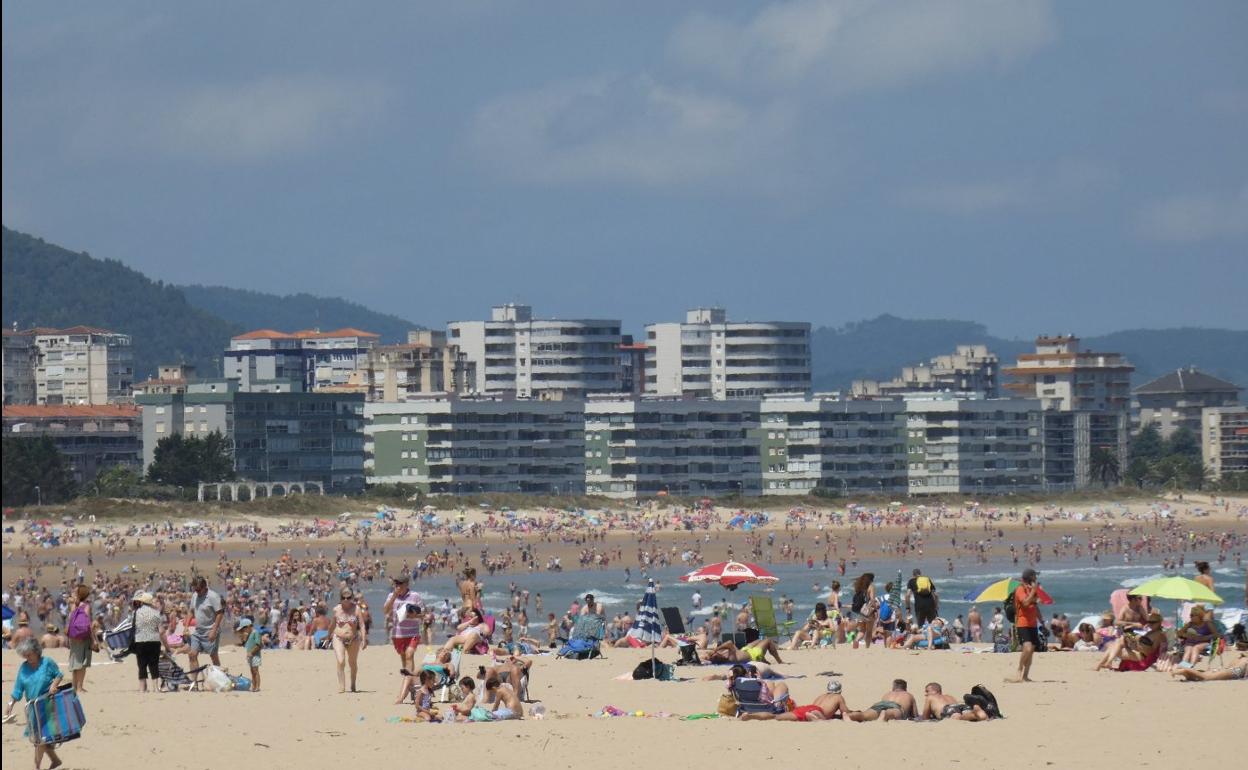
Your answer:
[669,0,1056,93]
[900,158,1115,215]
[468,74,794,188]
[1137,185,1248,243]
[156,76,393,162]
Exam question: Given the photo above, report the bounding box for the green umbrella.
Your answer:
[1128,576,1222,605]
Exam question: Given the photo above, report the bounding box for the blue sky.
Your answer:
[3,0,1245,337]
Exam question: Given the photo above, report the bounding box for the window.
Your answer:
[156,424,166,434]
[156,406,165,415]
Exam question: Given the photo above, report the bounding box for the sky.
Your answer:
[3,0,1246,338]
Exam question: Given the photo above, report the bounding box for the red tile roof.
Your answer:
[8,325,119,336]
[233,328,380,341]
[3,405,140,419]
[231,329,300,341]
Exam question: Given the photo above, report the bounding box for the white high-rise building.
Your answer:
[24,326,134,405]
[448,304,624,399]
[645,308,811,399]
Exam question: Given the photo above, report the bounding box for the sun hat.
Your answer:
[133,591,155,606]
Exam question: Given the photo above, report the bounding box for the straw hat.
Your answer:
[132,591,155,606]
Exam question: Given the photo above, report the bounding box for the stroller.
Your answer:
[157,654,207,692]
[557,614,606,660]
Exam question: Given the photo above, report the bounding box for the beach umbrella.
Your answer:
[681,561,778,591]
[963,578,1053,605]
[1130,576,1223,631]
[629,579,664,678]
[1,605,13,621]
[1128,576,1223,605]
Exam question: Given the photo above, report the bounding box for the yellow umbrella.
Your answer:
[1128,576,1222,604]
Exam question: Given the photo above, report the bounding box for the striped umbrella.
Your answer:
[629,579,664,677]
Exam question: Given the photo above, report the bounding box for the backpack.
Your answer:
[915,576,933,595]
[1003,598,1017,625]
[631,660,674,680]
[67,604,92,641]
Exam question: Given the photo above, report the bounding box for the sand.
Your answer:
[4,640,1243,769]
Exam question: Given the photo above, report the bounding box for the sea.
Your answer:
[358,552,1247,641]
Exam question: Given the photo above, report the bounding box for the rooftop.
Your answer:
[1133,367,1240,395]
[2,405,140,420]
[233,327,380,341]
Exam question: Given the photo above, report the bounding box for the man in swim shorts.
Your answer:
[848,679,915,722]
[918,682,989,721]
[740,680,850,721]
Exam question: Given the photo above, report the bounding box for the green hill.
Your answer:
[179,285,421,344]
[811,315,1248,392]
[1,226,240,381]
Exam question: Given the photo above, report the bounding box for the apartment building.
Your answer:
[131,364,197,397]
[363,331,475,401]
[1202,406,1248,480]
[5,326,135,405]
[2,328,38,405]
[1003,336,1132,489]
[138,380,365,491]
[448,304,624,399]
[1133,367,1240,438]
[645,308,811,399]
[224,328,380,391]
[853,345,999,398]
[365,397,586,494]
[2,404,142,484]
[902,397,1043,495]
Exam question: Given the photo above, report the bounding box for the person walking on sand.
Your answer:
[1009,569,1043,683]
[4,637,66,769]
[331,589,366,693]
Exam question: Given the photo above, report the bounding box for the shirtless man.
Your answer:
[39,624,64,649]
[848,679,915,722]
[967,606,983,643]
[1116,594,1148,631]
[918,682,989,721]
[482,677,523,720]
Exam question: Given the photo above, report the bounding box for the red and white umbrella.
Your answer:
[681,561,778,591]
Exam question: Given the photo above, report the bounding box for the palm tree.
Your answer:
[1089,446,1121,487]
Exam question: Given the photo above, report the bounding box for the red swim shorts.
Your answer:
[792,705,821,722]
[392,636,421,654]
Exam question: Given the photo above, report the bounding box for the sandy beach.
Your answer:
[3,640,1244,769]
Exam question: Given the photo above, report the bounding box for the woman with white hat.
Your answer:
[131,592,165,692]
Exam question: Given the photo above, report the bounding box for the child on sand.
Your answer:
[451,677,476,721]
[237,618,262,692]
[412,670,440,721]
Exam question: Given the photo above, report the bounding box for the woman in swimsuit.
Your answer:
[787,603,836,650]
[1170,653,1247,682]
[849,573,877,649]
[331,589,367,693]
[439,608,489,656]
[1176,605,1216,666]
[1094,611,1166,671]
[704,637,784,665]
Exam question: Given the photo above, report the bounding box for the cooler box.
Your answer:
[26,686,86,746]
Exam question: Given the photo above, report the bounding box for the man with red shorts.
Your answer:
[383,575,424,675]
[741,681,850,721]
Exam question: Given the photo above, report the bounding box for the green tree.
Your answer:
[1,436,76,506]
[147,431,235,487]
[1130,422,1165,462]
[1125,457,1152,489]
[92,466,144,498]
[1164,427,1201,462]
[1089,446,1121,487]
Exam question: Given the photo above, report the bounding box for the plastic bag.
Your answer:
[203,665,233,692]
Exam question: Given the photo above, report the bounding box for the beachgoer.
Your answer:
[482,677,523,720]
[131,591,164,693]
[64,585,96,693]
[787,603,836,650]
[919,682,989,721]
[188,575,225,670]
[907,569,939,625]
[1008,569,1042,683]
[236,617,262,692]
[1193,561,1214,592]
[1171,653,1247,682]
[458,568,481,614]
[331,588,366,693]
[847,679,915,722]
[704,635,784,665]
[850,573,877,649]
[451,676,477,720]
[4,637,65,769]
[1094,610,1166,671]
[1175,605,1216,666]
[439,607,489,656]
[1116,594,1148,630]
[383,575,423,683]
[411,669,440,721]
[740,681,849,722]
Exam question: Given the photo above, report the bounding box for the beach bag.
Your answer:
[231,676,252,691]
[26,685,85,746]
[716,692,737,717]
[1003,598,1017,625]
[631,660,675,680]
[203,665,233,692]
[67,605,91,640]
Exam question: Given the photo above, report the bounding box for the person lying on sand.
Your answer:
[847,679,915,722]
[701,661,783,681]
[704,637,783,665]
[740,681,850,722]
[1170,653,1247,682]
[918,683,990,721]
[657,626,710,650]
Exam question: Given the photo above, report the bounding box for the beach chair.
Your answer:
[660,607,688,636]
[661,607,702,665]
[557,614,605,660]
[730,678,785,716]
[1205,617,1228,670]
[25,684,85,746]
[158,654,206,692]
[749,595,796,641]
[105,615,135,660]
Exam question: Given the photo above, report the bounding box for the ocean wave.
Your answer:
[1119,573,1168,588]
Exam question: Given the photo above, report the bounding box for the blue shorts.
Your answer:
[190,635,219,655]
